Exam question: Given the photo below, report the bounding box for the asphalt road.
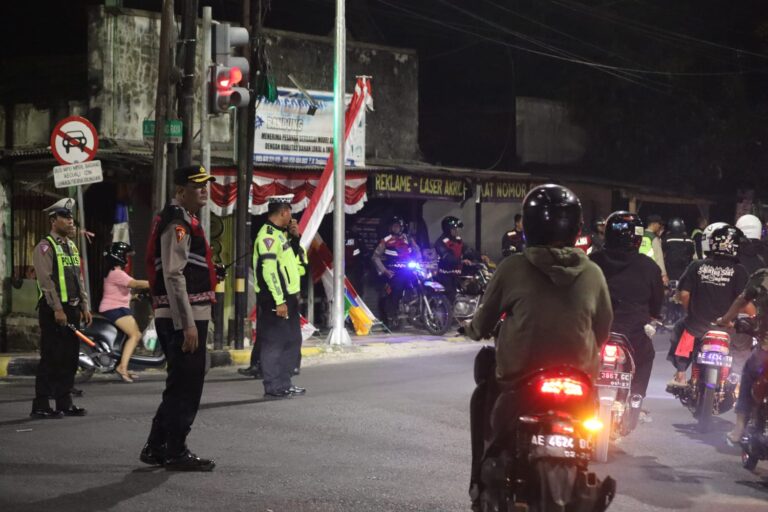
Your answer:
[1,336,767,512]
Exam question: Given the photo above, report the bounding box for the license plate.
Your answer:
[597,370,632,389]
[530,434,590,459]
[696,352,732,368]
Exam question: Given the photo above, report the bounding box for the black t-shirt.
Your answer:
[679,257,749,337]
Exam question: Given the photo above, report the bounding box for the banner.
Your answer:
[254,87,365,167]
[369,172,467,201]
[480,180,532,203]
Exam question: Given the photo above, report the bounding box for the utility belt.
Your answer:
[438,268,462,275]
[153,291,215,307]
[387,262,410,269]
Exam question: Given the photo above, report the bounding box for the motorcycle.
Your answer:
[453,263,493,323]
[478,366,615,512]
[666,329,739,432]
[594,332,639,462]
[731,317,768,471]
[74,291,166,383]
[382,261,453,335]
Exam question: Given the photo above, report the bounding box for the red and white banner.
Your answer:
[208,168,368,217]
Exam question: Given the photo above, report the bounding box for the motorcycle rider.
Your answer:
[640,214,669,286]
[500,214,524,258]
[372,216,422,327]
[434,216,475,303]
[662,218,695,282]
[462,184,613,508]
[716,268,768,444]
[667,225,749,386]
[735,214,767,275]
[590,212,664,417]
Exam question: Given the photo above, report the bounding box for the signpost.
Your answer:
[142,119,183,144]
[50,115,100,301]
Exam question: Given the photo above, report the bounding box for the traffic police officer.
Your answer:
[31,198,91,419]
[501,213,524,258]
[141,165,217,471]
[253,194,307,399]
[639,214,669,285]
[434,216,474,303]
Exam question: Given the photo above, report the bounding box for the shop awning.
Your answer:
[209,168,368,217]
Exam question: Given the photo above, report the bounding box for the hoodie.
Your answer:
[590,249,663,336]
[465,246,613,380]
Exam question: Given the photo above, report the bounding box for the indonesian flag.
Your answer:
[297,77,377,335]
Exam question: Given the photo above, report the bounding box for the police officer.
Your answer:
[591,216,606,253]
[691,216,707,260]
[662,218,695,281]
[345,223,369,296]
[500,214,524,258]
[640,214,668,285]
[140,165,217,471]
[253,194,307,399]
[372,216,422,328]
[31,198,92,419]
[434,216,474,303]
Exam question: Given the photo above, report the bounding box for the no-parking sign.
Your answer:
[50,116,99,165]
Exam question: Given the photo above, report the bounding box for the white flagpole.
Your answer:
[328,0,351,346]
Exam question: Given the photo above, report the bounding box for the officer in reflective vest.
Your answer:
[434,216,475,303]
[31,198,91,419]
[253,194,307,399]
[639,214,669,285]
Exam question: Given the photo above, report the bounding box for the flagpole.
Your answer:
[329,0,350,346]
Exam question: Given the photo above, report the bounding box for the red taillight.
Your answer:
[602,343,618,368]
[539,378,585,397]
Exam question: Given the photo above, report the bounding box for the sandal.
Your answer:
[116,369,136,383]
[725,432,742,447]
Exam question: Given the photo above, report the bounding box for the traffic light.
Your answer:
[210,23,251,114]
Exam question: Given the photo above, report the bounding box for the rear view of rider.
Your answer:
[667,225,749,386]
[663,218,695,282]
[434,216,475,303]
[735,214,768,275]
[590,212,664,415]
[462,184,613,508]
[371,216,422,327]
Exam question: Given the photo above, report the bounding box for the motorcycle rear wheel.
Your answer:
[698,385,715,433]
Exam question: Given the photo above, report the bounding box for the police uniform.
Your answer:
[501,229,524,258]
[253,195,307,398]
[141,165,217,470]
[640,229,668,280]
[31,198,89,418]
[371,228,422,324]
[434,232,473,303]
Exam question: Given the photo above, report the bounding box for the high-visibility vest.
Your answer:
[37,235,81,303]
[639,231,655,258]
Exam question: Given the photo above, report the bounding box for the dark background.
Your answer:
[4,0,768,196]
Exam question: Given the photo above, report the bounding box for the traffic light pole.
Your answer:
[152,0,174,214]
[178,0,199,168]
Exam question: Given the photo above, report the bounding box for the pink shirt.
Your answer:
[99,268,133,312]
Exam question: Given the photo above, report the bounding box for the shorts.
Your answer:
[100,307,132,324]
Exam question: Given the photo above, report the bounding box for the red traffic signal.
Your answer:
[210,65,250,113]
[216,67,243,90]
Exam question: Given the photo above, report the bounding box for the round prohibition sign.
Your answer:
[50,116,99,165]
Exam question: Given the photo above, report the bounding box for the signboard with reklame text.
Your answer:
[370,172,467,201]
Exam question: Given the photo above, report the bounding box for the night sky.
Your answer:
[4,0,768,195]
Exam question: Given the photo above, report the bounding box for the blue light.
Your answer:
[407,261,420,269]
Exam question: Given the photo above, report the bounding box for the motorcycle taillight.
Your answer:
[601,343,618,369]
[539,378,585,397]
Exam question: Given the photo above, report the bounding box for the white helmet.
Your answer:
[736,214,762,240]
[702,222,727,254]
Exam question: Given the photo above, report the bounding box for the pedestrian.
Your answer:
[140,164,217,471]
[253,195,307,399]
[31,198,92,419]
[99,242,150,383]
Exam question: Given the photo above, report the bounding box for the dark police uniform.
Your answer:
[253,198,306,397]
[371,231,422,324]
[434,232,474,303]
[500,229,524,258]
[32,198,89,418]
[142,165,217,469]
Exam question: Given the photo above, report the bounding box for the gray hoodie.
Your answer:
[465,246,613,380]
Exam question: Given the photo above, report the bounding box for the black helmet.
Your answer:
[604,211,644,251]
[666,217,686,237]
[709,225,741,258]
[389,216,405,229]
[441,216,463,233]
[104,241,133,267]
[522,184,583,247]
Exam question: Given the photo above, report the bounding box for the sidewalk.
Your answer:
[0,331,473,378]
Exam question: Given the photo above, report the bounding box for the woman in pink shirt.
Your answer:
[99,242,149,383]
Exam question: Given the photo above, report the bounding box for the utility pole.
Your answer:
[178,0,199,168]
[152,0,175,214]
[233,0,258,349]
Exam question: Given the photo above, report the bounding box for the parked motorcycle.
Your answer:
[666,329,739,432]
[594,332,639,462]
[477,366,615,512]
[382,261,453,335]
[75,292,165,383]
[453,263,493,323]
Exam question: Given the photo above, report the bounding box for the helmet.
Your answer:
[441,216,463,233]
[591,217,606,233]
[104,241,133,267]
[389,216,405,232]
[666,218,686,237]
[702,222,727,254]
[736,214,762,240]
[522,184,583,247]
[709,225,741,258]
[604,211,644,250]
